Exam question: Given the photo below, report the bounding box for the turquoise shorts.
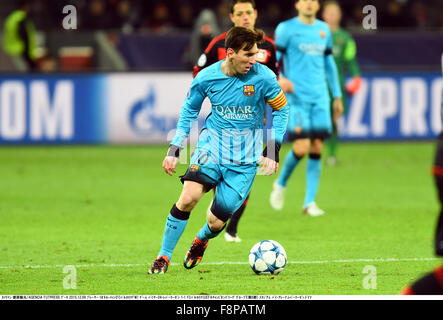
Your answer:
[180,147,257,222]
[286,94,332,141]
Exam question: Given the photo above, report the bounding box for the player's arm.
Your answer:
[277,76,294,93]
[343,37,362,95]
[260,89,289,175]
[325,52,341,99]
[274,23,294,93]
[267,90,289,146]
[261,39,280,125]
[164,78,206,175]
[324,31,343,122]
[260,72,289,175]
[325,53,343,122]
[274,23,288,65]
[193,36,223,77]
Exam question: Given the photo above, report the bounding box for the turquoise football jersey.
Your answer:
[275,17,341,103]
[171,60,289,165]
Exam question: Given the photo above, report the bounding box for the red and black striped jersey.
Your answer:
[433,132,443,256]
[193,31,279,78]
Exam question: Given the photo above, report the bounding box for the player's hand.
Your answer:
[332,98,344,123]
[258,156,279,176]
[345,76,362,95]
[162,156,178,176]
[278,76,294,93]
[162,146,180,176]
[259,140,280,175]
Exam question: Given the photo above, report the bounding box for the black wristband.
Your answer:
[262,140,281,162]
[167,145,181,158]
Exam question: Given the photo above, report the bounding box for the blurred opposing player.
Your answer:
[148,27,289,274]
[401,130,443,294]
[270,0,343,216]
[401,55,443,295]
[322,1,362,166]
[194,0,278,77]
[194,0,279,243]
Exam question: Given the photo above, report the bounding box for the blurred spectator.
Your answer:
[83,0,113,30]
[410,2,428,29]
[257,3,283,31]
[185,8,220,68]
[113,0,142,33]
[175,2,194,31]
[2,0,38,71]
[345,4,366,32]
[146,3,174,32]
[439,11,443,30]
[1,0,442,32]
[32,0,59,30]
[381,0,414,28]
[37,52,57,72]
[216,1,232,31]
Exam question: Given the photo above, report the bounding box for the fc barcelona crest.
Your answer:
[243,85,255,97]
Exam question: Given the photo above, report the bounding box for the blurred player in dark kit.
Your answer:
[402,68,443,294]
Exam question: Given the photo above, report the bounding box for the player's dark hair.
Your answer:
[322,0,340,9]
[17,0,31,9]
[230,0,256,13]
[225,26,264,52]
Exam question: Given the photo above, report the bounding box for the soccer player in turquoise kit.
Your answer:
[270,0,343,216]
[148,27,289,274]
[194,0,280,243]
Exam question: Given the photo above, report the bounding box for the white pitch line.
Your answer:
[0,257,440,270]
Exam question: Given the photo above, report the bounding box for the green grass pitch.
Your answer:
[0,142,441,295]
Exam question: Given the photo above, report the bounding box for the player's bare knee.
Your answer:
[208,218,225,232]
[209,200,233,226]
[177,181,205,211]
[294,149,308,158]
[310,139,323,154]
[309,146,322,154]
[207,210,226,231]
[176,193,199,211]
[293,140,310,157]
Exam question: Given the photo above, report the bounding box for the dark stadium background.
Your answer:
[0,0,442,72]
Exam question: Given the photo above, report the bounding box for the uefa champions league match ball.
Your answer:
[249,240,287,275]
